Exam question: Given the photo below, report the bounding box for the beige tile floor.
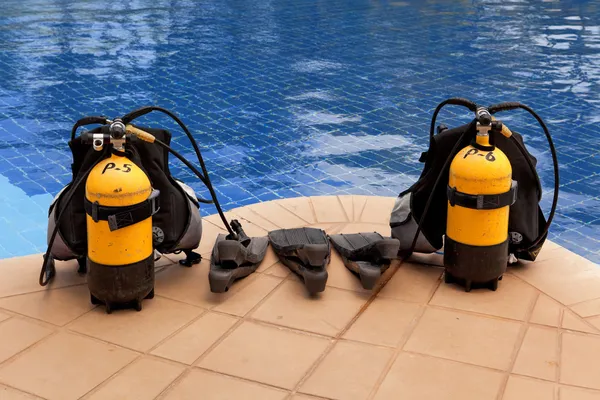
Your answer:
[0,195,599,400]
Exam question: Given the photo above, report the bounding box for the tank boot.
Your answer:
[209,220,269,293]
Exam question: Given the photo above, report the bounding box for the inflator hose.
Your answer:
[151,139,226,208]
[489,102,560,250]
[40,147,110,286]
[428,98,477,148]
[70,116,110,141]
[121,106,235,237]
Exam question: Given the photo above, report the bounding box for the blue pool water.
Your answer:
[0,0,598,263]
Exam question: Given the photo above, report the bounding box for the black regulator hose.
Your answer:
[489,101,560,250]
[40,147,110,286]
[70,116,110,141]
[152,138,229,212]
[428,97,477,148]
[122,106,235,237]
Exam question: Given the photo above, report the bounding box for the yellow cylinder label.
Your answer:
[86,154,153,265]
[446,144,512,247]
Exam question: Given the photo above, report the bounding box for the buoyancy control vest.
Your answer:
[47,124,203,262]
[40,106,258,288]
[389,98,559,263]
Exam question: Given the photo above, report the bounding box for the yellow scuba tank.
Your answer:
[444,108,518,292]
[84,120,160,313]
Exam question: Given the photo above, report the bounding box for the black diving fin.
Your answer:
[328,232,400,290]
[268,227,331,294]
[209,219,269,293]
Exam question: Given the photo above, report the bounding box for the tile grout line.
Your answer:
[49,295,207,399]
[201,216,229,232]
[494,287,539,400]
[0,328,61,372]
[277,202,313,226]
[554,307,564,400]
[237,206,284,230]
[398,349,514,375]
[287,259,408,399]
[152,338,600,400]
[60,327,173,399]
[135,296,600,397]
[0,282,89,301]
[307,197,319,224]
[365,307,428,400]
[154,368,194,400]
[0,315,12,327]
[78,351,148,400]
[156,273,292,399]
[0,303,98,330]
[577,311,600,319]
[563,309,600,334]
[168,274,286,355]
[425,302,542,326]
[556,306,565,396]
[0,381,48,400]
[275,201,313,226]
[139,307,211,354]
[241,317,336,341]
[5,208,598,398]
[565,297,600,307]
[355,196,369,222]
[192,366,298,395]
[306,197,350,226]
[507,271,600,333]
[345,195,355,222]
[495,372,600,395]
[335,195,350,222]
[365,268,443,400]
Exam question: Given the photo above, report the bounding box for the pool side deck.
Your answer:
[0,195,599,400]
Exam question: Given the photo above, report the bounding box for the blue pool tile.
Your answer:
[0,0,598,263]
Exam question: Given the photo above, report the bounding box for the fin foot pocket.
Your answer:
[357,262,382,290]
[302,268,328,294]
[209,234,269,293]
[328,233,400,290]
[268,228,331,293]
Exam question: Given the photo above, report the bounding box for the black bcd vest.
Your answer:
[47,125,203,260]
[389,119,547,262]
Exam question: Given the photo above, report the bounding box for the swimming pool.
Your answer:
[0,0,598,263]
